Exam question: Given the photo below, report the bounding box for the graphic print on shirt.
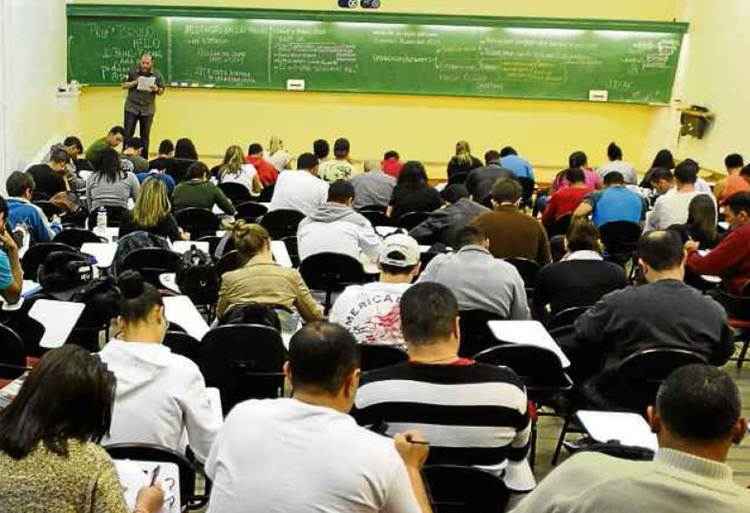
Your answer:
[343,293,405,348]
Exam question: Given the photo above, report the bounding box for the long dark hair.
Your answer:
[174,138,198,160]
[652,149,675,170]
[687,194,718,244]
[97,148,125,184]
[118,270,163,324]
[0,346,116,460]
[397,161,429,191]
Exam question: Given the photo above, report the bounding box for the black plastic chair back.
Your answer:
[299,252,366,314]
[280,236,300,267]
[174,208,220,240]
[447,172,469,186]
[165,158,195,184]
[218,182,253,205]
[21,242,77,281]
[504,257,541,288]
[119,248,181,286]
[359,209,391,227]
[549,306,591,330]
[235,201,268,222]
[216,250,246,277]
[713,289,750,322]
[546,214,572,238]
[260,209,305,239]
[104,443,196,511]
[458,310,506,358]
[0,324,27,380]
[220,302,282,331]
[357,204,387,214]
[163,331,202,364]
[196,235,222,258]
[423,465,510,513]
[33,200,64,219]
[397,211,430,230]
[599,221,642,258]
[53,228,105,248]
[360,345,408,371]
[86,206,127,229]
[199,324,287,415]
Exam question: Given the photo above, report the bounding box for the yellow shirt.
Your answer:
[0,440,128,513]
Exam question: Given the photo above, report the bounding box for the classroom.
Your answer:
[0,1,749,512]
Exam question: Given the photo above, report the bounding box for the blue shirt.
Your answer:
[0,249,12,290]
[136,172,176,194]
[586,186,645,227]
[6,197,61,243]
[500,155,535,181]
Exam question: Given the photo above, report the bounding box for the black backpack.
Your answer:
[175,245,219,306]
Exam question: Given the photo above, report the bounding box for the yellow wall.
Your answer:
[69,0,682,181]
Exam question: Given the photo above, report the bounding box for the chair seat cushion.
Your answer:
[729,318,750,330]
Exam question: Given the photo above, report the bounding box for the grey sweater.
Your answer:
[86,172,140,211]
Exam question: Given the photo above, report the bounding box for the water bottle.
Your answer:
[96,207,107,233]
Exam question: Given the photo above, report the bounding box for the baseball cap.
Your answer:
[379,234,420,268]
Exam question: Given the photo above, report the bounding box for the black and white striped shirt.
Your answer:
[353,360,533,489]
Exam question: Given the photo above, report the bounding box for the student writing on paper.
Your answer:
[0,346,164,513]
[98,270,221,462]
[0,196,23,305]
[512,365,750,513]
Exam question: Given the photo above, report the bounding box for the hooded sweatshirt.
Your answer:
[98,340,221,462]
[297,202,382,263]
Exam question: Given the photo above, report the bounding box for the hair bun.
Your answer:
[118,270,146,299]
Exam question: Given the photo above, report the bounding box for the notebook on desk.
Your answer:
[114,459,181,513]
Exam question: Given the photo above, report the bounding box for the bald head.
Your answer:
[638,230,684,272]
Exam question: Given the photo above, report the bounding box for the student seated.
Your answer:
[686,191,750,295]
[119,178,188,241]
[122,137,149,173]
[350,159,396,210]
[172,161,235,215]
[647,159,713,231]
[330,234,421,349]
[574,230,733,408]
[217,145,262,194]
[269,152,329,217]
[533,219,627,322]
[84,125,125,168]
[319,137,357,182]
[472,178,552,264]
[598,142,637,184]
[297,180,381,263]
[266,135,292,173]
[446,140,483,180]
[354,282,534,494]
[648,167,675,204]
[552,151,602,191]
[667,194,720,250]
[0,196,23,305]
[5,172,62,243]
[409,184,489,246]
[641,149,676,189]
[381,149,404,178]
[714,153,749,204]
[313,138,330,164]
[205,322,433,513]
[174,137,198,160]
[499,146,535,181]
[0,345,164,513]
[388,161,443,221]
[99,271,220,462]
[573,171,646,228]
[148,138,175,171]
[541,167,593,228]
[245,142,279,187]
[513,364,750,513]
[216,222,324,321]
[26,147,71,198]
[86,148,140,212]
[418,225,530,320]
[464,150,514,205]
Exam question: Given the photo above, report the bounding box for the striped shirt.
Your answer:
[353,360,534,491]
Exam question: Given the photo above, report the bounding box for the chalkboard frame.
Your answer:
[67,4,689,104]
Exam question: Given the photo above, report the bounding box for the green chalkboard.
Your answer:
[67,6,688,104]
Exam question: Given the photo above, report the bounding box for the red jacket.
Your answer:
[542,186,592,226]
[687,222,750,295]
[245,155,278,186]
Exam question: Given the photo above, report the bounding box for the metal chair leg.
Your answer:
[529,418,538,471]
[737,340,750,370]
[552,416,571,466]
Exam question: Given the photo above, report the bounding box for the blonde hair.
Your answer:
[225,220,270,259]
[455,140,472,164]
[132,178,170,228]
[220,145,245,179]
[268,135,284,155]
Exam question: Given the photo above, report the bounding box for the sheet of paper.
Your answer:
[21,280,41,297]
[171,241,210,255]
[270,241,293,268]
[28,299,86,349]
[159,273,181,294]
[375,226,400,237]
[487,320,571,368]
[163,295,210,341]
[577,410,658,451]
[114,459,181,513]
[81,242,117,268]
[136,75,157,92]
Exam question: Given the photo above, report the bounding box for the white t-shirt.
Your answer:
[330,282,412,349]
[205,398,420,513]
[220,163,258,193]
[647,189,714,230]
[598,160,638,185]
[267,149,292,172]
[269,170,329,217]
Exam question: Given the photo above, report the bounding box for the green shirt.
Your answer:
[172,180,235,215]
[84,137,110,166]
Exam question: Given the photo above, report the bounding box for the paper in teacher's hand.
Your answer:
[137,75,157,92]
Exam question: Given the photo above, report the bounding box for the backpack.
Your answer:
[113,231,171,275]
[175,244,219,306]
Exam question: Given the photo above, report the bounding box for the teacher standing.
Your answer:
[121,53,165,158]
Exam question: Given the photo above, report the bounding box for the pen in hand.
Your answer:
[406,434,429,445]
[150,465,161,487]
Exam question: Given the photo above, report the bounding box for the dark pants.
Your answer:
[124,110,154,158]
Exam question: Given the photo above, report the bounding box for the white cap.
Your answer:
[379,234,420,267]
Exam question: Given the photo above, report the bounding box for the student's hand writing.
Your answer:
[135,485,164,513]
[684,240,700,253]
[394,430,429,470]
[0,226,18,253]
